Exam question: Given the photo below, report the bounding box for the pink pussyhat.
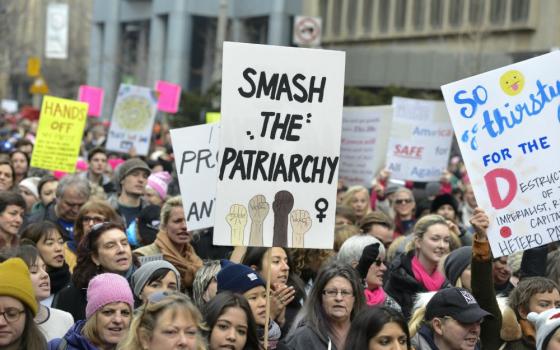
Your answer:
[76,159,89,172]
[108,158,125,170]
[147,171,172,200]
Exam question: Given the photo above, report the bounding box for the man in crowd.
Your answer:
[81,147,115,194]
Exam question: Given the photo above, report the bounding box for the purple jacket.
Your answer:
[48,320,99,350]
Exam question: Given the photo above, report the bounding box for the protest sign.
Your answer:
[31,96,87,173]
[1,99,18,113]
[206,112,221,124]
[213,42,345,249]
[106,84,158,156]
[385,97,453,182]
[170,123,219,231]
[78,85,104,117]
[442,51,560,257]
[155,80,181,114]
[339,106,392,187]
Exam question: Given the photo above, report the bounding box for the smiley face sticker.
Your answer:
[500,70,525,96]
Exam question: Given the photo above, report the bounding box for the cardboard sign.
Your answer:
[155,80,181,114]
[442,51,560,257]
[213,42,345,249]
[106,84,158,156]
[339,106,392,187]
[170,124,219,231]
[385,97,453,182]
[31,96,87,172]
[78,85,104,117]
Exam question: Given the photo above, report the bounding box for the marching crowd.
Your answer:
[1,111,560,350]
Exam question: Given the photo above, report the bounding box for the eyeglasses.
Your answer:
[82,216,105,224]
[394,199,413,205]
[322,289,354,298]
[0,308,24,323]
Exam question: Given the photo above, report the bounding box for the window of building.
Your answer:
[332,0,342,35]
[394,0,407,31]
[469,0,484,25]
[430,0,443,29]
[378,0,390,32]
[363,0,374,33]
[511,0,530,22]
[347,0,358,34]
[490,0,506,24]
[412,0,425,30]
[320,0,328,34]
[448,0,464,27]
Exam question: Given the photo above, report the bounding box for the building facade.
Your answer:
[88,0,302,118]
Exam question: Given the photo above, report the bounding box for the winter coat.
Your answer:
[283,324,335,350]
[48,320,99,350]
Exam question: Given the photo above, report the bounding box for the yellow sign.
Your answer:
[206,112,221,124]
[31,96,88,173]
[27,57,41,77]
[30,77,49,95]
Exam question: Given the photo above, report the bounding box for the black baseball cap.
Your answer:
[425,288,493,324]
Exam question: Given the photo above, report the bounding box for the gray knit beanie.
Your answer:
[131,260,181,298]
[444,246,472,286]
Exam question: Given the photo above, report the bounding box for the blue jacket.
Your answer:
[48,320,99,350]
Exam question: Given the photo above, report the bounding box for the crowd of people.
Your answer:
[1,110,560,350]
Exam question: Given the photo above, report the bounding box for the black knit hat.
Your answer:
[356,243,380,279]
[217,260,265,294]
[444,246,472,285]
[430,193,459,215]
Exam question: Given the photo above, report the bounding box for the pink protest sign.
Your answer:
[155,80,181,113]
[78,85,104,117]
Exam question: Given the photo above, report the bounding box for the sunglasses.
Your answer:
[394,198,413,205]
[373,258,385,266]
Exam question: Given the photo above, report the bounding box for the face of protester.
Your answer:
[415,224,450,267]
[121,169,149,197]
[368,322,408,350]
[203,278,218,304]
[321,276,355,324]
[0,205,25,238]
[10,153,28,177]
[209,306,248,350]
[57,186,88,222]
[351,190,370,219]
[259,247,289,286]
[460,265,472,290]
[140,271,179,304]
[368,224,393,248]
[365,253,387,290]
[335,215,353,226]
[96,302,131,346]
[432,316,482,350]
[145,187,164,206]
[436,204,456,221]
[140,307,199,350]
[165,207,190,246]
[0,296,26,348]
[36,229,65,268]
[393,191,415,219]
[81,210,107,236]
[29,257,50,301]
[464,186,477,209]
[89,152,107,176]
[40,180,58,206]
[18,186,38,211]
[92,228,132,273]
[0,164,14,191]
[519,289,560,319]
[243,286,267,326]
[492,257,511,286]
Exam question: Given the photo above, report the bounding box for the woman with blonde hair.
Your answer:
[118,292,206,350]
[340,186,372,222]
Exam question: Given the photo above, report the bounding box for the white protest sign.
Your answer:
[214,42,345,249]
[45,3,69,59]
[1,99,18,113]
[106,84,157,156]
[170,124,219,231]
[385,97,453,182]
[339,106,392,187]
[442,51,560,257]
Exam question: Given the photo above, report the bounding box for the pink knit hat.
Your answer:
[147,171,172,200]
[86,273,134,318]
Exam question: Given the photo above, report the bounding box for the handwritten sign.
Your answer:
[339,106,392,187]
[31,96,87,173]
[78,85,104,117]
[213,42,345,249]
[155,80,181,114]
[170,124,219,231]
[442,51,560,257]
[385,97,453,182]
[106,84,157,156]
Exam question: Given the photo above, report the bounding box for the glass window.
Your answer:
[412,0,425,30]
[320,0,328,34]
[430,0,443,29]
[469,0,485,25]
[394,0,407,31]
[449,0,464,27]
[511,0,530,22]
[347,0,358,34]
[332,0,342,35]
[363,0,375,33]
[378,0,390,32]
[490,0,506,25]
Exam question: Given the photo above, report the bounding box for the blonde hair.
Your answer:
[82,303,133,348]
[334,224,360,252]
[118,293,206,350]
[160,196,183,228]
[340,186,372,218]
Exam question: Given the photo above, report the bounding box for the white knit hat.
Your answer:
[528,308,560,350]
